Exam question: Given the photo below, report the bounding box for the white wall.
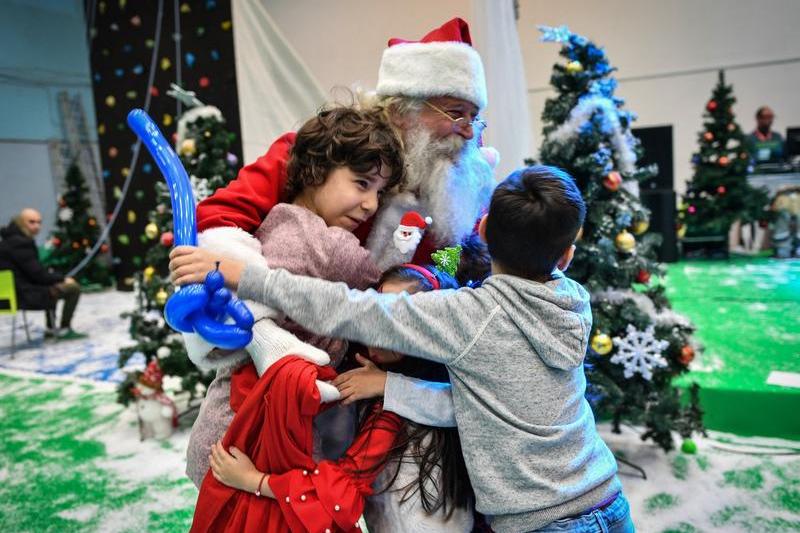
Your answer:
[265,0,799,195]
[519,0,800,193]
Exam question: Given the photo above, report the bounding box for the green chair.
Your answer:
[0,270,21,354]
[0,270,55,356]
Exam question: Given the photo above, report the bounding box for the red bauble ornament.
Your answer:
[52,237,61,247]
[718,156,730,166]
[706,100,718,111]
[199,76,210,88]
[636,269,651,284]
[100,243,109,253]
[687,205,697,214]
[150,85,159,97]
[679,345,695,365]
[703,131,714,142]
[160,231,174,247]
[603,171,622,192]
[717,185,727,195]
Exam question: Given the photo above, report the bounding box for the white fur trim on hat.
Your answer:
[377,42,487,110]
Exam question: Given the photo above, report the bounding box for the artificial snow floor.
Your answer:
[1,290,799,532]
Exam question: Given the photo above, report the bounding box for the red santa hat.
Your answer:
[398,211,432,232]
[377,18,488,110]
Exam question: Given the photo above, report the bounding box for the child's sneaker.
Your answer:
[58,329,88,340]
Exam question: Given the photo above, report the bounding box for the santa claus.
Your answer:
[182,17,498,485]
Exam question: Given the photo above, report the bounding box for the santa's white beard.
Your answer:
[403,127,495,245]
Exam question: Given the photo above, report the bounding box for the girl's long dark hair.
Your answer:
[355,265,474,519]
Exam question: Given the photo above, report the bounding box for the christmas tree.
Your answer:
[534,26,704,451]
[44,163,113,287]
[117,100,240,407]
[679,70,768,238]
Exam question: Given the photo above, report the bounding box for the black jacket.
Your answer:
[0,221,63,309]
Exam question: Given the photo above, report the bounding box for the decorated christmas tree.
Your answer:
[117,95,240,407]
[679,71,768,239]
[44,163,113,287]
[534,26,704,451]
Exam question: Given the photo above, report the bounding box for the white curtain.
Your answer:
[232,0,327,165]
[470,0,533,180]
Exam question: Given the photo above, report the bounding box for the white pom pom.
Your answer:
[479,146,500,170]
[424,216,433,225]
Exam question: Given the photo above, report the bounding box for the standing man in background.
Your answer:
[747,106,785,164]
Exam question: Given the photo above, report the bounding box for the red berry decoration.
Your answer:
[52,237,61,247]
[718,156,730,166]
[703,132,714,142]
[160,231,174,247]
[636,269,651,284]
[603,171,622,192]
[706,100,718,111]
[679,345,695,365]
[199,76,210,88]
[717,185,726,195]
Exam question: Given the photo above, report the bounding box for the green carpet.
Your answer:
[0,373,196,532]
[665,258,800,439]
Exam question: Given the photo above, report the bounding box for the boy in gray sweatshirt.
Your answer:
[170,165,634,532]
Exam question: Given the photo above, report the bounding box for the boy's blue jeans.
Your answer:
[532,493,635,532]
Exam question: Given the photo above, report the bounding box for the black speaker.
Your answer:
[641,189,679,263]
[633,125,674,191]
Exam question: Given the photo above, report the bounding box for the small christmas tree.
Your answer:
[44,163,113,287]
[679,71,769,239]
[534,26,704,451]
[117,97,240,407]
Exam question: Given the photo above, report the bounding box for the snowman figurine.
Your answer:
[132,359,178,441]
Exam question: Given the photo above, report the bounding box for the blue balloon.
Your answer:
[127,109,253,350]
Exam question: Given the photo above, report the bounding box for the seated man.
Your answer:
[0,208,85,339]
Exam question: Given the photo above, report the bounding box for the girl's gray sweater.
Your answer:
[238,265,621,532]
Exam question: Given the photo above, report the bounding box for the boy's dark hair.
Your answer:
[285,106,405,201]
[454,234,491,288]
[485,165,586,279]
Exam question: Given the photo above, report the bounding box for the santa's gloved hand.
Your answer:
[316,380,341,403]
[247,318,331,377]
[182,331,249,371]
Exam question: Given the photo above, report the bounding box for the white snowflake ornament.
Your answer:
[610,324,669,380]
[58,207,74,222]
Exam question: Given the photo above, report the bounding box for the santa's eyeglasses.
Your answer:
[424,101,487,133]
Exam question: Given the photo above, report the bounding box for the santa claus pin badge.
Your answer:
[393,211,432,253]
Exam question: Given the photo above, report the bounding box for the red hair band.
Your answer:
[401,264,440,290]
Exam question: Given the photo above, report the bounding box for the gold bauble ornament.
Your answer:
[180,138,197,156]
[591,333,613,355]
[566,60,584,74]
[155,288,168,306]
[615,230,636,253]
[144,222,159,240]
[632,219,649,235]
[143,266,156,282]
[677,223,688,239]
